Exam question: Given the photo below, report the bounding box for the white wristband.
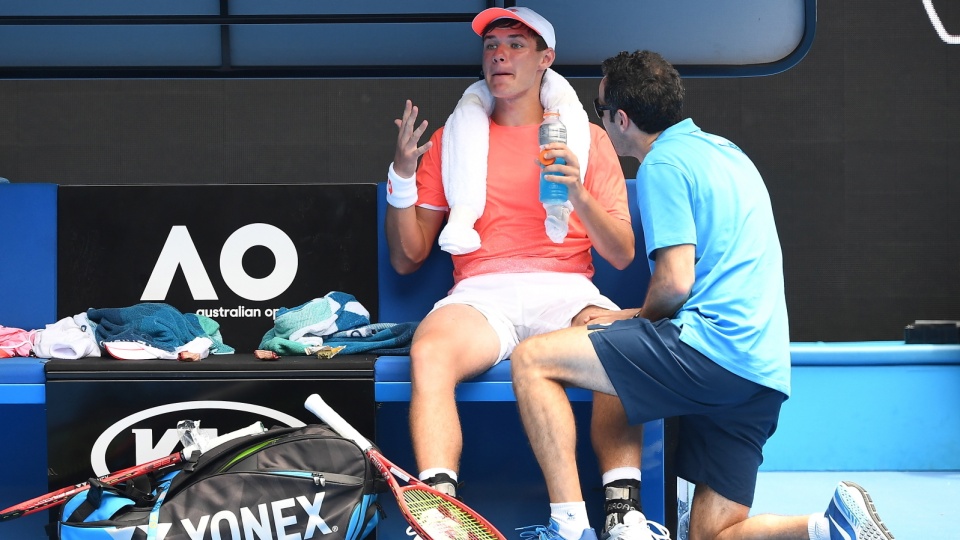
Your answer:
[386,162,418,209]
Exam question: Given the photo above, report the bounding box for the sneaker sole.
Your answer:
[838,481,895,540]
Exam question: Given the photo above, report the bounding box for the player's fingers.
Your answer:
[396,101,418,138]
[411,119,429,141]
[417,140,434,157]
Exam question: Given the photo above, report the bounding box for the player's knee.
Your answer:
[409,340,457,385]
[510,339,545,379]
[408,336,435,365]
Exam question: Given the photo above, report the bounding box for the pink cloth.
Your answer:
[0,325,37,358]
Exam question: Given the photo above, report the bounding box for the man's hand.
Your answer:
[573,307,642,326]
[393,100,433,178]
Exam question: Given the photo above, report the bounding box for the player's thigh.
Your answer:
[410,303,502,383]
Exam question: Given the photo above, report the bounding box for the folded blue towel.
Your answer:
[324,322,418,355]
[87,303,207,353]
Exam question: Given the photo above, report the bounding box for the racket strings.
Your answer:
[403,489,500,540]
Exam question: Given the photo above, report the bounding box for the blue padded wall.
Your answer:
[0,183,56,539]
[0,183,57,329]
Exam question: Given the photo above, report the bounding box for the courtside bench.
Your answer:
[763,341,960,472]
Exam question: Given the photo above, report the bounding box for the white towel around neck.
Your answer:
[437,68,591,254]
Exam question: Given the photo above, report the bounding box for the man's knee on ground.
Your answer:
[687,483,751,540]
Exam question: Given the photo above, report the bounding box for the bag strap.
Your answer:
[145,478,173,540]
[67,475,156,523]
[369,476,389,494]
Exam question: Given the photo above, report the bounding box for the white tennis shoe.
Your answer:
[604,511,670,540]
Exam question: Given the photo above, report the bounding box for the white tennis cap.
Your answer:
[471,7,556,50]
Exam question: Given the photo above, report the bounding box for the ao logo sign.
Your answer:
[90,400,305,477]
[924,0,960,44]
[141,223,299,302]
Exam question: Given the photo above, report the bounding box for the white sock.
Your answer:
[807,513,830,540]
[602,467,641,486]
[550,501,591,540]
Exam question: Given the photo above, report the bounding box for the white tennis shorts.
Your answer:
[431,272,619,362]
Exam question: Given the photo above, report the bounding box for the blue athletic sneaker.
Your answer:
[825,481,895,540]
[518,519,599,540]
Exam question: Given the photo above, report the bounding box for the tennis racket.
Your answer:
[304,394,505,540]
[0,421,266,522]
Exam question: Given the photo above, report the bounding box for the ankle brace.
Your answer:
[423,472,459,498]
[603,480,641,533]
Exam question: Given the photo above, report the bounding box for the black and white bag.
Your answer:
[58,424,383,540]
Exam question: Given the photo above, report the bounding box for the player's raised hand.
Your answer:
[393,100,433,178]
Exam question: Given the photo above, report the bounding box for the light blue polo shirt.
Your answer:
[635,119,791,396]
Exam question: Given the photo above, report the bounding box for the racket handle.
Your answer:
[304,394,373,452]
[183,421,267,459]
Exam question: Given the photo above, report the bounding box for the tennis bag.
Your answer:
[57,424,384,540]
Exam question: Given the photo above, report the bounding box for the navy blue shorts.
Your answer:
[587,318,787,507]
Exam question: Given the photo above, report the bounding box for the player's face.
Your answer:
[482,26,552,100]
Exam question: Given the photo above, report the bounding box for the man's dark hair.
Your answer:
[482,19,548,51]
[601,50,684,133]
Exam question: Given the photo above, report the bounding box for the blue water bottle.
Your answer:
[538,110,570,243]
[538,110,568,205]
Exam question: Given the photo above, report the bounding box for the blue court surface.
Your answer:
[752,471,960,540]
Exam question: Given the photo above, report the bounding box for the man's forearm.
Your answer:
[569,190,635,269]
[639,274,690,321]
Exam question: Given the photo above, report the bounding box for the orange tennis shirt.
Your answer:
[416,120,630,285]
